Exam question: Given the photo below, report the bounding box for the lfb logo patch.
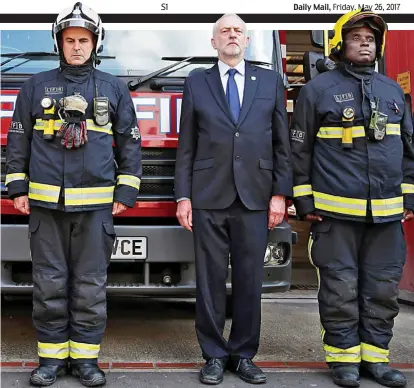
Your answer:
[291,129,305,143]
[334,93,354,103]
[130,126,140,140]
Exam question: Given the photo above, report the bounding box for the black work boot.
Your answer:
[30,364,67,386]
[71,363,106,387]
[230,358,267,384]
[199,358,228,385]
[361,362,407,387]
[332,364,360,387]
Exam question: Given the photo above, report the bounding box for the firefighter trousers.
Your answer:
[29,206,116,365]
[308,217,406,366]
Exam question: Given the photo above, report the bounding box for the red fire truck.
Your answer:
[385,31,414,304]
[0,29,295,296]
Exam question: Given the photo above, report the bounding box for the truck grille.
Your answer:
[1,146,176,201]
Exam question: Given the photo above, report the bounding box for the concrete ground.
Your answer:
[1,370,414,388]
[1,291,413,364]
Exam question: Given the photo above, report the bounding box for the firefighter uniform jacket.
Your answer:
[291,65,414,223]
[5,67,142,211]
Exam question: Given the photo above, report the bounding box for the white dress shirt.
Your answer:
[217,59,245,106]
[176,59,246,203]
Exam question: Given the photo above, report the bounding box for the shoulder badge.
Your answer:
[131,126,141,140]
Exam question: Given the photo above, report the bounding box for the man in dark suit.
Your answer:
[174,13,293,385]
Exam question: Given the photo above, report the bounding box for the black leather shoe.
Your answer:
[231,358,267,384]
[199,358,228,385]
[71,363,106,387]
[30,364,67,386]
[332,365,360,387]
[361,363,407,387]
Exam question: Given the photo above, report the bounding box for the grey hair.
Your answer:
[212,13,248,37]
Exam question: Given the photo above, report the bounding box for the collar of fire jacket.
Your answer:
[338,61,376,81]
[59,59,94,83]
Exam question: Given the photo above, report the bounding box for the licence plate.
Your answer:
[111,237,148,260]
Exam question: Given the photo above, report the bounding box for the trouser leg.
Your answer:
[68,208,115,364]
[227,200,267,359]
[30,207,70,365]
[192,207,231,359]
[359,221,406,363]
[309,218,364,365]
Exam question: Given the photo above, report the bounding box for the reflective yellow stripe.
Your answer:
[65,186,114,206]
[361,343,389,363]
[38,341,69,359]
[29,182,60,203]
[386,123,401,135]
[117,174,141,190]
[313,191,367,216]
[324,344,361,363]
[371,197,403,217]
[317,126,365,139]
[34,119,113,135]
[5,173,28,185]
[307,236,320,288]
[317,124,400,138]
[69,340,100,359]
[293,184,313,198]
[402,183,414,194]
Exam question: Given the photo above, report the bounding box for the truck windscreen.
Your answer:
[1,29,275,76]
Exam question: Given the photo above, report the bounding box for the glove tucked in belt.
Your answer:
[57,94,88,149]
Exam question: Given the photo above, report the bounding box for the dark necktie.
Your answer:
[226,68,240,122]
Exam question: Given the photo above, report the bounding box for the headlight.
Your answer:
[264,243,289,266]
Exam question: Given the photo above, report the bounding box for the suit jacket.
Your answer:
[174,61,293,211]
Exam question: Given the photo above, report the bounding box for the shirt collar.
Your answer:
[218,59,245,77]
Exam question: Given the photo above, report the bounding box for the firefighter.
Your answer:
[290,9,413,388]
[5,2,142,386]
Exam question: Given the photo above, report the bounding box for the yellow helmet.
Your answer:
[328,8,388,62]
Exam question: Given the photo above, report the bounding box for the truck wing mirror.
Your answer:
[310,30,324,49]
[303,51,336,82]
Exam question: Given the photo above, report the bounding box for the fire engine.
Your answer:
[0,29,295,296]
[2,27,412,303]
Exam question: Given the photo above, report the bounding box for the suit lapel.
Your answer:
[205,64,235,124]
[237,62,258,127]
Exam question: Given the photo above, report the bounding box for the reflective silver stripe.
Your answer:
[325,352,361,360]
[317,124,399,138]
[38,341,69,359]
[352,128,365,137]
[386,124,400,135]
[69,341,100,359]
[318,128,343,137]
[361,343,389,362]
[317,126,365,139]
[371,197,403,217]
[117,175,141,189]
[362,349,388,360]
[402,183,414,194]
[5,173,28,185]
[65,186,114,206]
[293,184,313,198]
[324,344,361,363]
[316,197,367,210]
[313,192,367,216]
[29,182,60,203]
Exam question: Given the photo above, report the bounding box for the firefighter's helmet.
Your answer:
[328,8,388,62]
[52,2,105,55]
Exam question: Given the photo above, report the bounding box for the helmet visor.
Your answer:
[54,19,99,35]
[343,13,387,34]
